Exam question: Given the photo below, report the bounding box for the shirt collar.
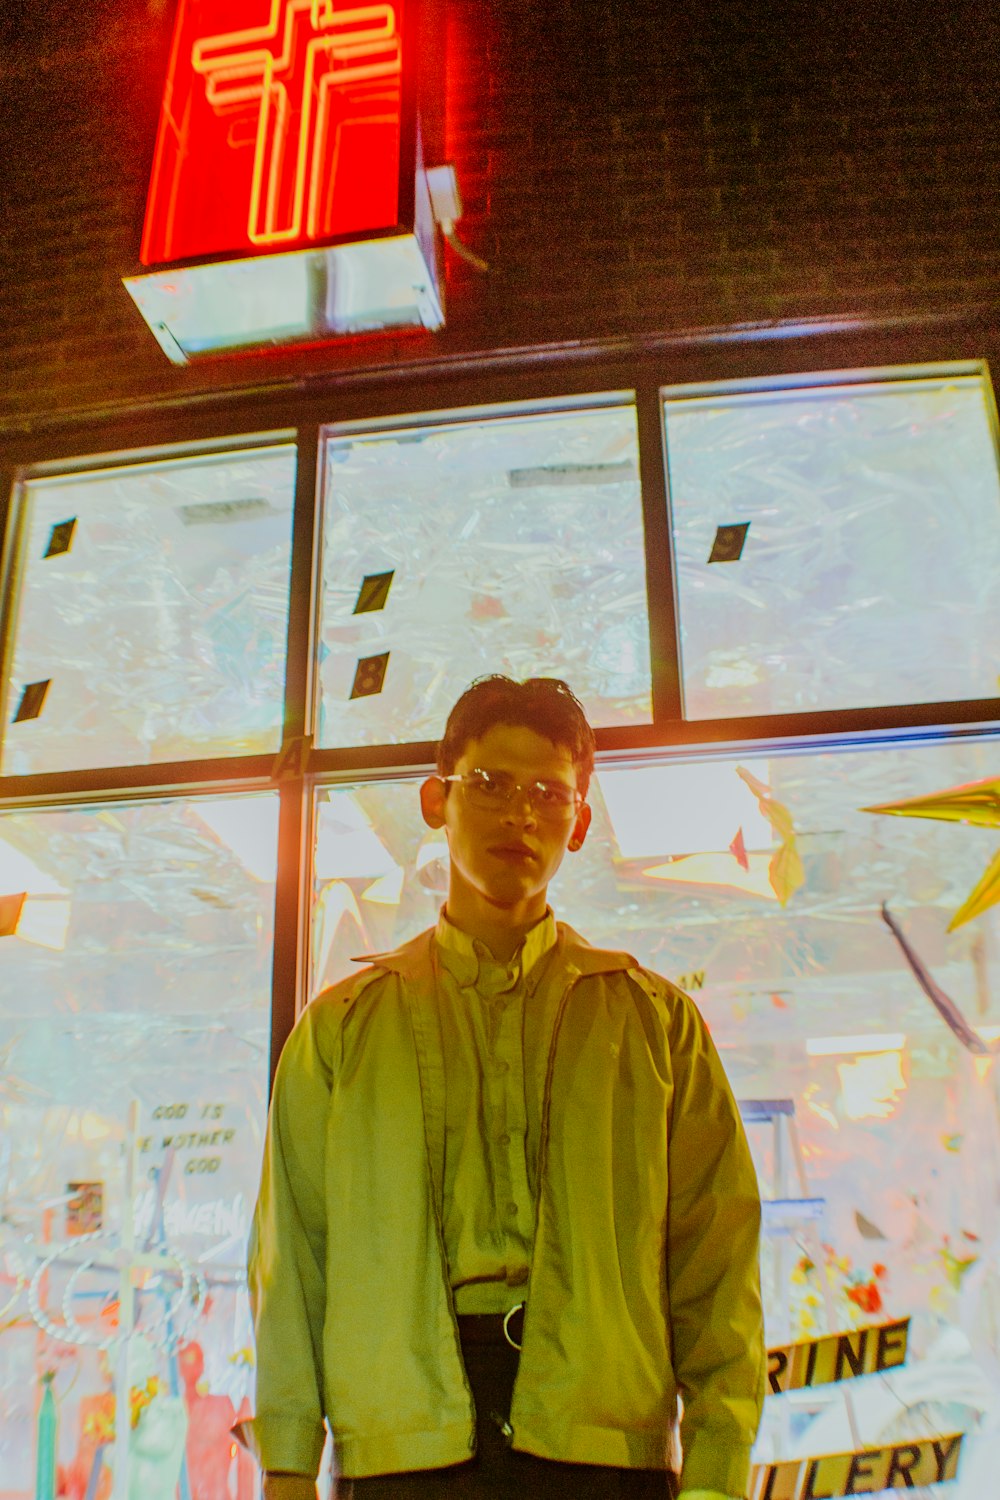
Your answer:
[435,908,558,994]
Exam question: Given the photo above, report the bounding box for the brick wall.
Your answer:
[1,0,998,431]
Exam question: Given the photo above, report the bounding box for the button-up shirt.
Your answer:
[434,907,557,1314]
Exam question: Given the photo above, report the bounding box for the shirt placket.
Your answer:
[477,966,533,1291]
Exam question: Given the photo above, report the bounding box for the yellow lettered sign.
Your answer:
[767,1318,910,1394]
[749,1433,963,1499]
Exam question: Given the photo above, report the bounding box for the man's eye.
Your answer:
[476,774,507,797]
[536,782,571,807]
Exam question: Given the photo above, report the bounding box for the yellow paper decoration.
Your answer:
[864,773,1000,930]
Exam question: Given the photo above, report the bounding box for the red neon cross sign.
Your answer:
[193,1,401,246]
[140,0,405,267]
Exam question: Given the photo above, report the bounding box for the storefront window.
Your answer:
[315,399,652,747]
[310,734,1000,1486]
[665,369,1000,720]
[2,442,297,774]
[5,364,1000,1497]
[0,792,276,1495]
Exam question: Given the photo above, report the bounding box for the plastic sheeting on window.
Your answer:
[316,402,653,747]
[310,733,1000,1494]
[3,445,296,775]
[665,372,1000,720]
[0,792,276,1496]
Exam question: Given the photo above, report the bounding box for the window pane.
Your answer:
[0,792,275,1494]
[664,372,1000,718]
[3,443,296,774]
[310,736,1000,1489]
[315,402,652,747]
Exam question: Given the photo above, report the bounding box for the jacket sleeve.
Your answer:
[663,983,766,1498]
[242,999,337,1479]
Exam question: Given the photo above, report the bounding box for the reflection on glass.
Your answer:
[0,793,276,1496]
[311,737,1000,1490]
[316,402,652,747]
[664,372,1000,718]
[3,444,297,774]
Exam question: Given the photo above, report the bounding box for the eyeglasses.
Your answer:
[440,768,584,822]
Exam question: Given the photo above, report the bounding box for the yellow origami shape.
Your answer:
[864,774,1000,930]
[736,765,805,906]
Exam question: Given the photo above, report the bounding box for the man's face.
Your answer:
[420,723,591,916]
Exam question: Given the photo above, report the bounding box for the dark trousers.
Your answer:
[335,1332,678,1498]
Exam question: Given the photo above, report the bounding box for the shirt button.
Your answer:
[498,1132,511,1147]
[494,1060,510,1076]
[505,1202,518,1218]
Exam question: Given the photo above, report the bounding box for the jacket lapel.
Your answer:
[368,931,449,1220]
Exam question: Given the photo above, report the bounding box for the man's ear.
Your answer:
[420,775,447,829]
[567,800,592,852]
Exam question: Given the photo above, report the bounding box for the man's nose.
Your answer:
[502,787,537,824]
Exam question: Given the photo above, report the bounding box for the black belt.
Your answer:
[457,1301,524,1349]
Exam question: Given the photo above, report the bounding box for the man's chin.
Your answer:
[478,875,546,910]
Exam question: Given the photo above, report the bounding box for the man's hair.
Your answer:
[437,675,595,795]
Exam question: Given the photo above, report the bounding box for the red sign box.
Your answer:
[142,0,406,267]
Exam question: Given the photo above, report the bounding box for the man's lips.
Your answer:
[487,843,537,862]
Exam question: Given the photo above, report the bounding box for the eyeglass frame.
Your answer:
[437,768,586,821]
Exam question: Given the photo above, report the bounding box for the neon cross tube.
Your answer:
[141,0,405,266]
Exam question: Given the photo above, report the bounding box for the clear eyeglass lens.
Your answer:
[465,771,576,819]
[469,771,509,802]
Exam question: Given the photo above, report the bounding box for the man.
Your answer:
[244,676,765,1500]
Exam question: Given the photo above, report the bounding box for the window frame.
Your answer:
[313,389,656,747]
[659,360,1000,724]
[2,325,999,1084]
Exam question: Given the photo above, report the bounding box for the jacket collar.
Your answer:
[357,921,638,983]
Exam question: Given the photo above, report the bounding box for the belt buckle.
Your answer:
[503,1301,525,1350]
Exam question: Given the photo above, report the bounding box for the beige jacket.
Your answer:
[244,925,765,1496]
